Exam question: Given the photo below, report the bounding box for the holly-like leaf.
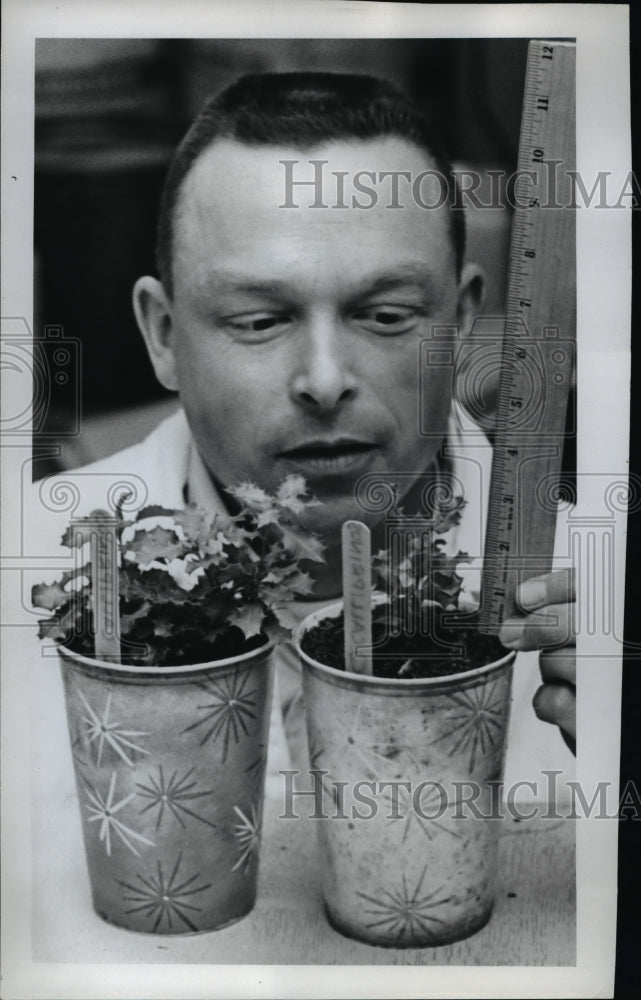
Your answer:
[276,474,320,514]
[371,503,470,617]
[32,580,69,611]
[230,603,265,639]
[38,617,71,642]
[277,474,306,501]
[128,526,184,566]
[285,570,315,596]
[272,603,303,633]
[433,497,466,534]
[227,481,274,511]
[420,597,443,609]
[60,511,112,549]
[153,617,175,639]
[173,504,215,547]
[134,504,177,521]
[261,615,290,644]
[371,550,393,586]
[120,565,193,605]
[165,557,205,591]
[204,531,230,561]
[120,600,153,633]
[36,604,81,642]
[256,507,281,528]
[279,525,325,563]
[35,475,327,663]
[59,563,92,588]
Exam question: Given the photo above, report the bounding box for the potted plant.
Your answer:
[296,498,515,948]
[33,475,323,935]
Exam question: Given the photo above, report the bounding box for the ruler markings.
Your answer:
[479,40,576,633]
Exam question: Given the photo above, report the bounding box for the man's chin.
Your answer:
[295,495,381,539]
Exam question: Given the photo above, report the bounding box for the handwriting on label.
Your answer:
[87,519,121,663]
[341,520,372,675]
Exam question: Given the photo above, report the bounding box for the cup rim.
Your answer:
[56,634,276,679]
[295,599,515,690]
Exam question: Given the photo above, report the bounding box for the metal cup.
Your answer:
[297,602,514,948]
[58,640,274,934]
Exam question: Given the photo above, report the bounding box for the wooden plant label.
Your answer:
[88,517,121,663]
[341,520,373,675]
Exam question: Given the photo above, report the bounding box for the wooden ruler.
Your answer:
[479,40,576,634]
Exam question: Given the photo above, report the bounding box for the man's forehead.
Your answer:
[176,136,448,221]
[171,136,457,293]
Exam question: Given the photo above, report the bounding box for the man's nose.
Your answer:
[290,317,358,412]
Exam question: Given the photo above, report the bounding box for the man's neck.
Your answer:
[303,458,452,599]
[301,512,397,600]
[303,541,343,600]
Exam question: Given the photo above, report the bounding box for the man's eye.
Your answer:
[226,313,292,338]
[350,306,419,335]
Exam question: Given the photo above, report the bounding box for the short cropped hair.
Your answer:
[156,72,465,296]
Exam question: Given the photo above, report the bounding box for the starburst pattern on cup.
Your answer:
[244,741,266,786]
[379,779,461,842]
[70,722,91,772]
[350,735,423,780]
[84,771,155,856]
[311,708,428,817]
[231,803,261,874]
[305,739,344,812]
[357,866,450,944]
[433,680,505,769]
[118,854,212,932]
[79,690,151,766]
[309,738,325,771]
[341,704,423,782]
[181,672,257,761]
[136,765,217,830]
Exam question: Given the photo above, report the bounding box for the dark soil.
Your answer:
[301,606,508,679]
[63,625,267,668]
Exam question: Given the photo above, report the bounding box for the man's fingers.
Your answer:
[516,568,576,613]
[499,602,576,650]
[533,682,576,743]
[539,647,576,686]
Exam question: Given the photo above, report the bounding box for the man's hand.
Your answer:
[499,569,576,753]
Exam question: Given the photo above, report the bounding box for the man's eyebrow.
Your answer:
[194,273,294,298]
[355,265,436,297]
[194,263,436,298]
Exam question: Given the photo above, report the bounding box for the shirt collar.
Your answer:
[185,439,231,520]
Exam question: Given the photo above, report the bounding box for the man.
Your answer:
[37,72,576,776]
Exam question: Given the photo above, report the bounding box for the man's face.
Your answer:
[147,138,480,535]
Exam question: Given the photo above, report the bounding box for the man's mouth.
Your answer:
[278,438,379,475]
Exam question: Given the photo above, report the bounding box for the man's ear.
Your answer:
[456,263,486,337]
[132,276,179,392]
[454,263,500,429]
